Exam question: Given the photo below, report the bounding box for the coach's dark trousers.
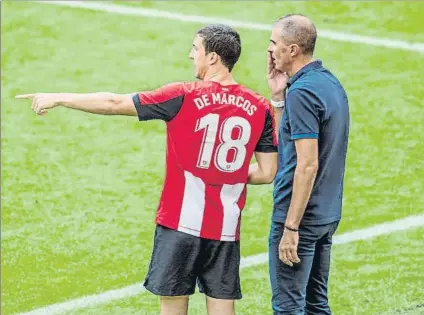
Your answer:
[268,220,340,315]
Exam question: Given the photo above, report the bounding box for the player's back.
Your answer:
[139,81,275,240]
[168,81,270,184]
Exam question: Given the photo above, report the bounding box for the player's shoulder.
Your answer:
[162,81,216,93]
[238,85,271,110]
[158,81,190,92]
[187,80,218,91]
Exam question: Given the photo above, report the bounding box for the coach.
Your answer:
[266,14,350,315]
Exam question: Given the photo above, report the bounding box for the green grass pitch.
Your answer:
[2,1,423,314]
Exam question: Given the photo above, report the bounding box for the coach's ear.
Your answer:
[208,52,219,66]
[289,44,301,57]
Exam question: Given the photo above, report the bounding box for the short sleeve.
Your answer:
[133,82,186,122]
[286,88,319,140]
[255,108,278,153]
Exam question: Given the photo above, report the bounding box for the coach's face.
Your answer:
[268,26,293,73]
[189,34,209,80]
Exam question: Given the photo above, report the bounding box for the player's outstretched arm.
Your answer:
[247,152,277,185]
[15,92,137,116]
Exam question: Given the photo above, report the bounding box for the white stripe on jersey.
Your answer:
[220,183,245,241]
[178,171,206,237]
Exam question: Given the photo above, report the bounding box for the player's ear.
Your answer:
[208,52,219,66]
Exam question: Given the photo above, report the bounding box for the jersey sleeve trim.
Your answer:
[132,94,184,122]
[254,109,278,153]
[255,145,278,153]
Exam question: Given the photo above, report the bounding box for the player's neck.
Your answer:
[204,68,237,86]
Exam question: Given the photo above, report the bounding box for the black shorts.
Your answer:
[144,225,242,300]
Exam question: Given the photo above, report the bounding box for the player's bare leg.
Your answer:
[206,296,236,315]
[160,296,189,315]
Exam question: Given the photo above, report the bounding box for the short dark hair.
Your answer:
[197,24,241,72]
[276,14,317,55]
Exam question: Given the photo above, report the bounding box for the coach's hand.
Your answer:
[267,51,289,99]
[279,228,301,267]
[16,93,59,115]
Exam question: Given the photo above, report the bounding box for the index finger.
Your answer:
[267,51,274,73]
[290,248,300,264]
[15,94,35,99]
[282,249,293,267]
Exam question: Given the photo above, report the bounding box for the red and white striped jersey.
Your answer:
[133,81,277,241]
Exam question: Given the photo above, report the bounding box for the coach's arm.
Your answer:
[15,92,137,116]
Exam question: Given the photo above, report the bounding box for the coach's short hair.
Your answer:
[197,24,241,72]
[276,14,317,55]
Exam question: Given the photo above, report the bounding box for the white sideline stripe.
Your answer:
[240,213,424,267]
[13,213,424,315]
[40,1,424,53]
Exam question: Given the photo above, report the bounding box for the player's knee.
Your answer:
[160,296,189,315]
[206,296,235,315]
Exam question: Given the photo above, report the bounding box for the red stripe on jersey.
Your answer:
[200,185,224,240]
[155,148,185,230]
[235,186,247,239]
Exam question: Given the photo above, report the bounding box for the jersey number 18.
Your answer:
[195,113,251,173]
